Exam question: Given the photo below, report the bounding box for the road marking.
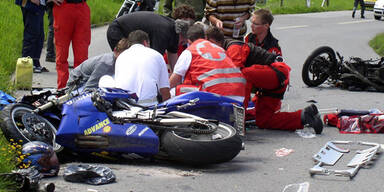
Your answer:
[275,25,309,30]
[338,19,375,25]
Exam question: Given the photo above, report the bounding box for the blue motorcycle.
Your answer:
[0,86,245,164]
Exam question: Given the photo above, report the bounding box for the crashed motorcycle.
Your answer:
[302,46,384,91]
[0,84,244,164]
[116,0,157,18]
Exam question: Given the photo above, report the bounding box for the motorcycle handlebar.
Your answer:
[33,81,79,113]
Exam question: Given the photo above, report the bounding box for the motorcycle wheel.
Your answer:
[302,46,337,87]
[161,122,242,165]
[0,103,62,152]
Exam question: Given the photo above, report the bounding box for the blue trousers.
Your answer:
[21,7,45,67]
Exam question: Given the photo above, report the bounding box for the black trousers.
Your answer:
[21,7,45,67]
[353,0,365,16]
[46,3,55,58]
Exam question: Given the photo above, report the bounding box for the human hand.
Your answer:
[215,20,223,29]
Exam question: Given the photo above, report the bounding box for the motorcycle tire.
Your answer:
[302,46,337,87]
[0,103,62,152]
[161,122,242,165]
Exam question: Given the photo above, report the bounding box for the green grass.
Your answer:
[256,0,353,14]
[369,33,384,56]
[0,135,19,191]
[0,0,24,92]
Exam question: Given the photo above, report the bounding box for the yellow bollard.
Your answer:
[15,57,33,90]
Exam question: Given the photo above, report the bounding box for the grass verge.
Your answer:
[369,33,384,56]
[256,0,353,14]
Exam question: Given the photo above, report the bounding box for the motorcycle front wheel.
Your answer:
[0,103,62,152]
[161,122,242,165]
[302,46,337,87]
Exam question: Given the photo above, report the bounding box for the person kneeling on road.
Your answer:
[206,26,323,134]
[99,30,170,107]
[169,24,246,102]
[106,8,195,71]
[66,38,131,90]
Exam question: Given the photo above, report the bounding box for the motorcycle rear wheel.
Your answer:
[0,103,62,152]
[302,46,337,87]
[161,122,242,165]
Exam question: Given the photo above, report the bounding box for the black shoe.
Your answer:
[352,11,355,18]
[301,104,323,134]
[33,66,42,73]
[45,57,56,62]
[361,15,365,19]
[41,67,49,72]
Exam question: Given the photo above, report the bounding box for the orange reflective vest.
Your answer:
[176,39,246,100]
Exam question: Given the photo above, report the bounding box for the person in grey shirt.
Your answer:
[66,38,131,90]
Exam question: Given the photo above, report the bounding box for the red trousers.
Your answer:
[242,62,303,131]
[53,1,91,89]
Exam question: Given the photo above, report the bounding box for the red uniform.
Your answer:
[176,39,246,100]
[226,39,304,131]
[53,0,91,89]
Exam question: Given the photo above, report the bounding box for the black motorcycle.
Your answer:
[116,0,157,18]
[302,46,384,91]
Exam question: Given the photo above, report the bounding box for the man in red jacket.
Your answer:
[206,26,323,134]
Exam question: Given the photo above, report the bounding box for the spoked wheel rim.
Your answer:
[307,54,332,84]
[302,46,337,87]
[10,106,62,151]
[171,123,235,142]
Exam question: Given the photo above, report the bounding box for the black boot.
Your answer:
[301,104,323,134]
[352,11,355,18]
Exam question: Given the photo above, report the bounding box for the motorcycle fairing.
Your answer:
[56,92,159,155]
[158,91,245,126]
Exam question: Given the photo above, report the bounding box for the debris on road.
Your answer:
[275,148,294,157]
[282,181,309,192]
[64,164,116,185]
[309,141,381,179]
[296,129,316,138]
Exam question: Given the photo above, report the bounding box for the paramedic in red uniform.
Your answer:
[53,0,91,89]
[206,25,323,134]
[169,24,246,102]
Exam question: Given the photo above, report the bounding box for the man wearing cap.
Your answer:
[106,11,194,71]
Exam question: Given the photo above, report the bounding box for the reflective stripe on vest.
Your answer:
[197,68,242,81]
[179,86,199,93]
[202,77,246,90]
[183,39,246,98]
[175,85,200,95]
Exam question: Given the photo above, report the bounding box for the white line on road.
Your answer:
[338,19,375,25]
[275,25,309,30]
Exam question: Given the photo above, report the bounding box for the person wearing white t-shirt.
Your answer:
[101,30,171,106]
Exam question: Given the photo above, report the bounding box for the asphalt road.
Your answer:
[27,11,384,192]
